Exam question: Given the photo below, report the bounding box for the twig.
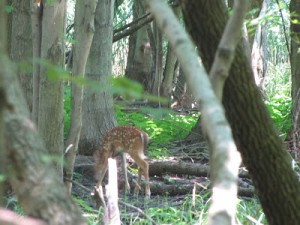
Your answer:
[64,178,92,193]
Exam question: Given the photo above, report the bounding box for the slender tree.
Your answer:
[38,0,66,176]
[161,7,180,100]
[251,0,269,91]
[64,0,98,193]
[125,0,152,92]
[31,0,42,124]
[148,21,163,96]
[79,0,116,155]
[10,0,33,112]
[0,0,8,206]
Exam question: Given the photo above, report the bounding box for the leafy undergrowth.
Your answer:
[264,62,291,140]
[115,105,198,159]
[73,193,266,225]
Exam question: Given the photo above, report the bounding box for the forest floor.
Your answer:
[72,141,255,218]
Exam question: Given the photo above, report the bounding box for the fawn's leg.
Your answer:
[134,168,142,195]
[142,162,150,198]
[94,150,109,188]
[130,154,151,198]
[121,153,130,193]
[95,161,108,188]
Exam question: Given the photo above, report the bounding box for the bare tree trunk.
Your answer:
[161,43,177,100]
[5,0,12,54]
[79,0,116,155]
[149,22,163,96]
[38,0,66,176]
[0,0,8,205]
[64,0,98,193]
[10,0,33,113]
[290,0,300,160]
[31,1,42,124]
[125,0,152,91]
[251,0,268,91]
[161,7,180,102]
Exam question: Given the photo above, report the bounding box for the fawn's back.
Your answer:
[102,126,149,157]
[94,126,151,198]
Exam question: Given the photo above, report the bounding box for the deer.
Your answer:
[94,126,151,199]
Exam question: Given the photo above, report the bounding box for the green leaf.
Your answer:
[5,5,13,13]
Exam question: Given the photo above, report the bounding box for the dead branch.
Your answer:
[0,208,46,225]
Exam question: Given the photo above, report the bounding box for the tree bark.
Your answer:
[251,0,268,91]
[64,0,98,193]
[290,0,300,159]
[79,0,116,155]
[31,0,42,124]
[148,21,163,96]
[0,0,8,205]
[182,1,300,224]
[38,0,66,176]
[161,7,180,100]
[125,0,152,91]
[10,0,33,113]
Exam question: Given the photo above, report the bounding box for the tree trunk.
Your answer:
[0,0,8,205]
[290,0,300,159]
[161,7,180,101]
[251,0,268,91]
[38,1,65,176]
[182,1,300,224]
[148,22,163,96]
[3,62,86,225]
[125,0,152,91]
[161,43,177,101]
[10,0,33,113]
[64,0,98,193]
[6,0,12,54]
[31,1,42,124]
[79,0,116,155]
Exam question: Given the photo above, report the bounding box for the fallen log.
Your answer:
[148,179,254,198]
[74,156,253,198]
[149,159,250,178]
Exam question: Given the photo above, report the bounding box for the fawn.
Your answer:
[94,126,151,198]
